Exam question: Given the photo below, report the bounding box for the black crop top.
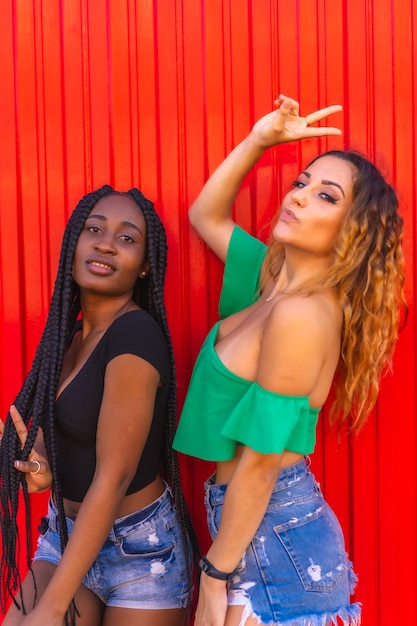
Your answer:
[55,310,170,502]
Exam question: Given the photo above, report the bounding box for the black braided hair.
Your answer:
[0,185,199,623]
[126,188,200,595]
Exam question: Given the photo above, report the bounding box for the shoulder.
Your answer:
[267,291,341,341]
[104,310,169,380]
[108,309,165,338]
[256,291,342,398]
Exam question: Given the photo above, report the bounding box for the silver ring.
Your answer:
[30,460,41,475]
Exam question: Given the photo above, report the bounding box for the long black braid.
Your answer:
[126,188,200,597]
[0,185,199,623]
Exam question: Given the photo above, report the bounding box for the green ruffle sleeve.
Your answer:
[220,382,320,455]
[219,226,267,318]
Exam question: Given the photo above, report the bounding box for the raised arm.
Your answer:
[189,95,342,262]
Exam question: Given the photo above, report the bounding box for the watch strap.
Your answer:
[199,555,231,581]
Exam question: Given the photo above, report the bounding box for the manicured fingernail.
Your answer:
[14,461,22,469]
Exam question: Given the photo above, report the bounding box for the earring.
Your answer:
[140,271,147,278]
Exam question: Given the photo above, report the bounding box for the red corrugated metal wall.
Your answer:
[0,1,415,624]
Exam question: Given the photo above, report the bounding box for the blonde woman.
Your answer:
[174,95,405,626]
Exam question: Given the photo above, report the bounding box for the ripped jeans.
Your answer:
[204,457,361,625]
[33,482,191,609]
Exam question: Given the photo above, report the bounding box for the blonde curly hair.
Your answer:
[261,150,406,431]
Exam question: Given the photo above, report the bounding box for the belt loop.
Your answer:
[108,525,117,543]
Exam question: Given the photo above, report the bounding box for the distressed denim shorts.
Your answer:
[204,458,361,625]
[33,483,192,609]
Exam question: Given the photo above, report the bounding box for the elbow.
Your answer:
[93,465,135,498]
[188,203,200,228]
[241,449,282,485]
[258,461,282,487]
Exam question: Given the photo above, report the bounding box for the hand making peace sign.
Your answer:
[0,405,52,492]
[251,93,342,148]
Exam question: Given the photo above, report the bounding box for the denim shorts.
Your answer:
[33,483,192,609]
[205,458,362,625]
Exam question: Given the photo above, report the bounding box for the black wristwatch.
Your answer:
[199,555,231,581]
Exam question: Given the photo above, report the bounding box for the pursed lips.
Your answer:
[280,208,298,222]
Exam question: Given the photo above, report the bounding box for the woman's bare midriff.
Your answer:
[61,474,166,520]
[215,446,304,484]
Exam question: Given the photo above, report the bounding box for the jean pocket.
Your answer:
[38,516,49,535]
[118,523,176,565]
[273,500,348,593]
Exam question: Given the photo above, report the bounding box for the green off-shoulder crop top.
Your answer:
[173,226,320,461]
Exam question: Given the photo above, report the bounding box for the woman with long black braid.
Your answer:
[0,186,198,626]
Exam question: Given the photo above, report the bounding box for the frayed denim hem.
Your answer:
[229,599,362,625]
[348,565,358,595]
